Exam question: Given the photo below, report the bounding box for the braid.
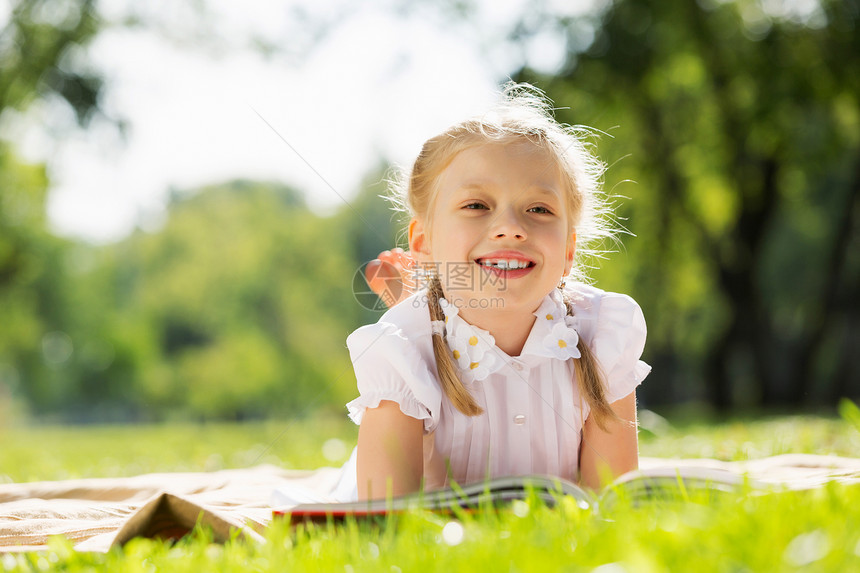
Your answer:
[427,277,483,416]
[562,289,619,431]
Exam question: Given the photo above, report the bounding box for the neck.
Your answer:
[456,305,537,357]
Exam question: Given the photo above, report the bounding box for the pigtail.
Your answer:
[563,290,619,431]
[427,277,484,417]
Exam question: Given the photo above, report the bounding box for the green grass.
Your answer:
[0,413,359,484]
[2,408,860,572]
[637,407,860,461]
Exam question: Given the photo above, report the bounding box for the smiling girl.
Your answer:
[347,83,650,500]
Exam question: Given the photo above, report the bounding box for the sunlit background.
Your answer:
[5,0,590,242]
[0,0,857,425]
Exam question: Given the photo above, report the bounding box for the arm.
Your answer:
[356,400,424,500]
[578,391,639,490]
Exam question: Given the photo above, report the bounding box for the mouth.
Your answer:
[476,258,535,270]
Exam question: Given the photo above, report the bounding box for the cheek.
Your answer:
[544,229,572,268]
[432,219,478,251]
[433,234,465,261]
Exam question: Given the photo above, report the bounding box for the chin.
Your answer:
[471,289,546,314]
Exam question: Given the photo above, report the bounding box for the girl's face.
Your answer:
[410,141,576,320]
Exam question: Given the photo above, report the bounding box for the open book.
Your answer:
[274,466,755,524]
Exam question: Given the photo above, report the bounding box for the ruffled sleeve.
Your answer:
[590,293,651,403]
[345,322,442,433]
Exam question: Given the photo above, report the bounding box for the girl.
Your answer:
[347,83,649,501]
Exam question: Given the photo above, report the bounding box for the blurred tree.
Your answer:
[517,0,859,408]
[2,174,379,422]
[0,0,102,125]
[340,164,404,269]
[97,180,361,420]
[0,0,104,419]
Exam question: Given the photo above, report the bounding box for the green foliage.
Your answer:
[0,0,103,125]
[0,170,400,422]
[0,146,85,419]
[0,0,110,421]
[83,181,372,420]
[839,399,860,434]
[0,149,50,356]
[0,166,399,422]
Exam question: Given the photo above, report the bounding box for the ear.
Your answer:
[563,229,577,277]
[408,218,432,262]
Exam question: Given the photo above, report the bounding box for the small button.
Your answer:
[513,414,526,425]
[512,362,524,371]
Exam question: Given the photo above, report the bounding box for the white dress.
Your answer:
[272,283,649,506]
[341,283,650,498]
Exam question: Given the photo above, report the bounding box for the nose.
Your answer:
[491,208,527,240]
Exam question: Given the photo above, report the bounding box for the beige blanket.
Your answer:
[0,464,343,553]
[2,455,859,553]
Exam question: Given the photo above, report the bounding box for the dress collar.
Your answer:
[438,289,581,383]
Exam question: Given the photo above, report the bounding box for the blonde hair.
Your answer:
[394,82,617,428]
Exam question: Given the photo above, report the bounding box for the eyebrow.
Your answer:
[456,181,563,198]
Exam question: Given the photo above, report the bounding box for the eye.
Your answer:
[463,202,489,210]
[527,205,553,215]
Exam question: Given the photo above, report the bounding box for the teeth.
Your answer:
[480,259,530,270]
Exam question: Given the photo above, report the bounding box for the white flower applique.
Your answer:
[537,299,582,361]
[448,328,499,383]
[439,297,500,383]
[542,321,582,360]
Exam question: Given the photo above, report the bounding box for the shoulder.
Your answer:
[346,290,443,430]
[564,283,650,400]
[563,283,646,339]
